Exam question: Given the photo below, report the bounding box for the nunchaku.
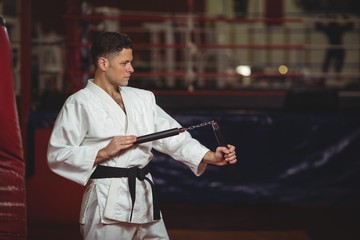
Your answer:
[135,120,228,147]
[135,120,239,179]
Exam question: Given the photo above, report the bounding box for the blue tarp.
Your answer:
[150,111,360,204]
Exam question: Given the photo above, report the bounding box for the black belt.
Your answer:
[90,165,160,222]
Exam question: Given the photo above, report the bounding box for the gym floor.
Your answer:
[28,203,360,240]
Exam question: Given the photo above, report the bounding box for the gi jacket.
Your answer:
[47,80,209,224]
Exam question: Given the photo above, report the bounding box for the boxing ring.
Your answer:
[62,6,359,94]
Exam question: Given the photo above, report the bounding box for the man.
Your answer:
[315,15,354,75]
[47,31,237,240]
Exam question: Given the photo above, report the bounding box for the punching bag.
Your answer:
[0,16,26,239]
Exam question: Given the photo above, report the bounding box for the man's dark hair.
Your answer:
[91,31,132,67]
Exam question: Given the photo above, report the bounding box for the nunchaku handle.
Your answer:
[135,128,185,144]
[212,122,239,180]
[212,122,228,148]
[134,122,228,147]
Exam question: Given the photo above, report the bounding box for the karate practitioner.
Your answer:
[47,31,237,240]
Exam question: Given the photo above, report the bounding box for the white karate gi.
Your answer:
[47,80,209,238]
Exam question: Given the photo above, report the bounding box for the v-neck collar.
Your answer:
[86,79,128,129]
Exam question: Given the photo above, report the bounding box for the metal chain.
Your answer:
[185,120,215,131]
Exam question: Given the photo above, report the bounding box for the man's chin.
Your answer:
[120,81,129,86]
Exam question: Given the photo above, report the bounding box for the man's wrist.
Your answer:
[202,150,216,164]
[94,148,109,165]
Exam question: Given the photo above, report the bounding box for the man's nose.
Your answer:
[128,63,134,73]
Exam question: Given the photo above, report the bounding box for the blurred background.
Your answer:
[1,0,360,239]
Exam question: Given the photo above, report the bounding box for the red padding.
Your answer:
[0,17,26,240]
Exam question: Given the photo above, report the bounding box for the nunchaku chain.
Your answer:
[184,120,215,131]
[185,120,227,147]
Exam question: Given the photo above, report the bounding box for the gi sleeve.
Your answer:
[47,95,99,185]
[152,103,209,176]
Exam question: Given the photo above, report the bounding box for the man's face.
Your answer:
[105,48,134,86]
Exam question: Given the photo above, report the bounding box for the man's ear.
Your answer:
[98,57,108,71]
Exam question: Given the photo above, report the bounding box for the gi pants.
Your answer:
[80,189,169,240]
